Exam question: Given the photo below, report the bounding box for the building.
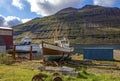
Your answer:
[83,48,113,60]
[0,27,13,50]
[74,44,120,60]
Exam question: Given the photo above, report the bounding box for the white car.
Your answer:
[21,37,32,45]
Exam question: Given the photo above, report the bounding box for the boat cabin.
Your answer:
[54,38,70,48]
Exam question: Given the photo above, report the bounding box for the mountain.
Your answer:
[56,7,78,14]
[13,5,120,44]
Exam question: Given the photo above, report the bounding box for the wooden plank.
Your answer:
[39,66,78,76]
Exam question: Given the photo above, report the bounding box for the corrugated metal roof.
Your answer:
[73,44,120,50]
[0,27,12,30]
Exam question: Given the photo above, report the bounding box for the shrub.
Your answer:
[0,54,13,65]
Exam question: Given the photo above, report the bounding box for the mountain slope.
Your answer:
[13,5,120,44]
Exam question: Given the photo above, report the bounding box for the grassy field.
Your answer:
[0,55,120,81]
[0,65,39,81]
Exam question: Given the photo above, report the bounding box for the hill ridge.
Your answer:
[13,5,120,44]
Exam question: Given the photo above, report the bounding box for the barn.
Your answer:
[0,27,13,50]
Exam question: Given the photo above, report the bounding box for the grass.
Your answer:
[0,54,13,65]
[0,62,120,81]
[0,59,41,81]
[1,54,120,81]
[0,65,39,81]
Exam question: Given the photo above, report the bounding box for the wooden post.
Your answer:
[30,46,32,60]
[13,45,16,60]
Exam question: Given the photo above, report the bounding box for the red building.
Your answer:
[0,27,13,49]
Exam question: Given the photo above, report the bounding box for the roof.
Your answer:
[73,44,120,50]
[0,27,12,30]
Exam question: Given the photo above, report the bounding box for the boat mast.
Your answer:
[54,27,58,41]
[54,18,59,41]
[64,22,69,41]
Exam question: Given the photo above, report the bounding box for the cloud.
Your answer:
[93,0,117,6]
[12,0,24,10]
[27,0,83,16]
[0,15,5,26]
[0,15,31,27]
[5,16,22,26]
[22,18,31,23]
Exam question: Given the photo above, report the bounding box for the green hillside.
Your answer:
[13,5,120,44]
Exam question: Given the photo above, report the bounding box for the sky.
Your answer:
[0,0,120,27]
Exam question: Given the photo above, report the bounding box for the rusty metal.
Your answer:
[53,72,60,77]
[32,73,48,81]
[52,76,62,81]
[30,46,32,60]
[13,45,16,60]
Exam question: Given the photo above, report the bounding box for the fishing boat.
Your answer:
[41,37,74,62]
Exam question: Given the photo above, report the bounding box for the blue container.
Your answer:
[83,49,113,60]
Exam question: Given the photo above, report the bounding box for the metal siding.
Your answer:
[1,35,13,49]
[83,49,113,60]
[0,28,13,49]
[0,46,6,54]
[0,36,5,45]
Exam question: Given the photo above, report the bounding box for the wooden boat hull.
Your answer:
[43,55,68,62]
[41,41,73,61]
